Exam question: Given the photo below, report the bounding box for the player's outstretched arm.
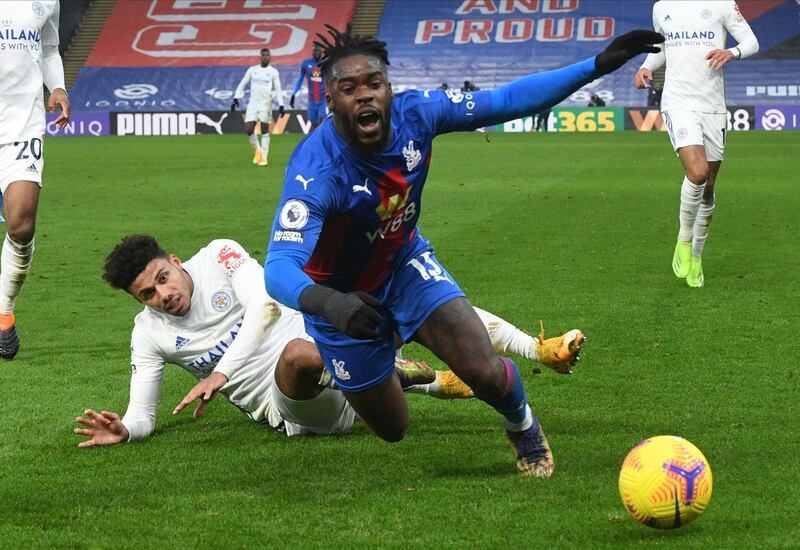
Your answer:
[438,30,663,133]
[74,409,129,448]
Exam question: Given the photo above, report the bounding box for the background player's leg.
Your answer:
[259,121,271,165]
[0,181,39,359]
[673,144,708,278]
[688,160,721,288]
[245,122,260,164]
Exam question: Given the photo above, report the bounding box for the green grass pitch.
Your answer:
[0,130,798,547]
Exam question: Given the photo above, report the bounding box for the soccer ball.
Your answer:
[618,435,713,529]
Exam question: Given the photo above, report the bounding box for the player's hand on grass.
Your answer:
[74,409,128,447]
[173,371,229,419]
[289,95,295,109]
[633,68,653,89]
[706,48,735,70]
[49,88,71,129]
[230,98,239,112]
[595,30,665,75]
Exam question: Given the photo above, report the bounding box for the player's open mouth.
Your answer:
[356,110,381,134]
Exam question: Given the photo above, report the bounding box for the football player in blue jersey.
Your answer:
[264,26,663,477]
[290,44,327,132]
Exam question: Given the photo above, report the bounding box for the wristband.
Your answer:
[728,47,741,60]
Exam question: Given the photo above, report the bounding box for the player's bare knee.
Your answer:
[7,220,35,245]
[377,423,407,443]
[686,165,709,185]
[466,357,510,399]
[276,339,325,399]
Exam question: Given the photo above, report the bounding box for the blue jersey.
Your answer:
[266,57,598,311]
[292,57,325,103]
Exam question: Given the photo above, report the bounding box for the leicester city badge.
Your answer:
[211,291,232,312]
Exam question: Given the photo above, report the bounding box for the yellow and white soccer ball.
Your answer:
[618,435,713,529]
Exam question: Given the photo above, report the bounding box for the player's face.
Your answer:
[260,50,271,66]
[128,255,194,317]
[327,54,393,155]
[312,46,322,61]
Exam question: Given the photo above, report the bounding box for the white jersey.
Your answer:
[0,1,62,144]
[122,239,309,441]
[648,1,755,113]
[234,64,284,109]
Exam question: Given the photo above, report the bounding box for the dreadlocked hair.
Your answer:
[314,24,389,84]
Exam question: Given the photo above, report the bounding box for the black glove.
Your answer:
[300,286,384,340]
[230,98,239,112]
[595,30,664,76]
[278,105,285,118]
[289,95,295,109]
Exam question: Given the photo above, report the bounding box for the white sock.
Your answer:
[405,374,439,396]
[0,235,35,314]
[260,133,270,160]
[248,133,259,150]
[678,176,705,242]
[692,194,715,257]
[473,306,538,361]
[503,403,533,432]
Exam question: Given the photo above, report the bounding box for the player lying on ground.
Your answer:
[74,236,583,446]
[265,27,659,476]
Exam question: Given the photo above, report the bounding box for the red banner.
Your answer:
[86,0,356,67]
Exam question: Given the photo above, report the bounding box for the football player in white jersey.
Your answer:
[634,1,758,287]
[231,48,285,166]
[73,236,583,447]
[0,0,70,358]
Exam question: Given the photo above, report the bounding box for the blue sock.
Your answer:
[476,357,529,426]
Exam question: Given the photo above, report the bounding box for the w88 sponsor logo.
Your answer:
[366,201,417,243]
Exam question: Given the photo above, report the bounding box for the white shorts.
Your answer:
[0,138,45,193]
[245,102,273,124]
[271,373,356,436]
[661,110,726,162]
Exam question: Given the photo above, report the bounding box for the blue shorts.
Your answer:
[306,239,464,392]
[308,101,326,124]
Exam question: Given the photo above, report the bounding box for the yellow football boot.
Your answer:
[536,322,585,374]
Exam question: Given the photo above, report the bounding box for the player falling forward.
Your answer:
[0,0,70,359]
[74,236,582,446]
[634,1,758,287]
[231,48,285,166]
[290,44,327,132]
[265,26,657,476]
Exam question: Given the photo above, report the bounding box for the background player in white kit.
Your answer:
[74,236,583,447]
[231,48,285,167]
[0,0,70,358]
[634,1,758,287]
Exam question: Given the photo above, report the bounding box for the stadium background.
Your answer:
[50,0,800,136]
